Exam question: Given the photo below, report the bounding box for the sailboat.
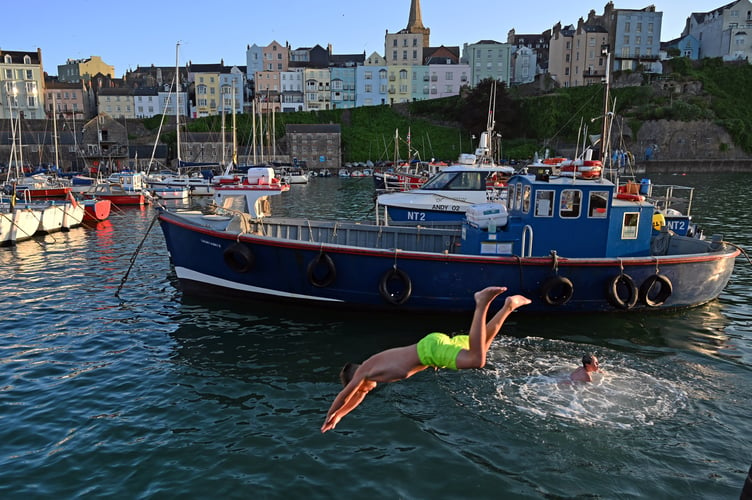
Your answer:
[146,43,216,197]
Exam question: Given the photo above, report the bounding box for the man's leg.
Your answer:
[455,286,507,369]
[483,294,532,351]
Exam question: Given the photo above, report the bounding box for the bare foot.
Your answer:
[474,286,508,305]
[504,294,532,311]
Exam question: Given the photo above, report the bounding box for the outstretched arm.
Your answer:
[321,375,377,433]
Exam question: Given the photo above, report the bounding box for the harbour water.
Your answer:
[1,173,751,498]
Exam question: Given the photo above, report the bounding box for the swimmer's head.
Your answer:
[582,353,599,370]
[339,362,361,387]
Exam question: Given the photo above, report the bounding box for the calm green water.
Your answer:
[1,173,750,499]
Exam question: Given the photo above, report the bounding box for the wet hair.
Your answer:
[339,362,361,387]
[582,353,595,367]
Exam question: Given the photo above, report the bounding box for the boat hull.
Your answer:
[158,211,739,314]
[83,200,112,222]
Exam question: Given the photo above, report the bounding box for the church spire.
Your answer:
[407,0,425,30]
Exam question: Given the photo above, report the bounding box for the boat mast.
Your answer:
[252,98,257,165]
[221,94,226,166]
[601,45,611,166]
[175,42,182,172]
[52,94,60,168]
[232,88,237,167]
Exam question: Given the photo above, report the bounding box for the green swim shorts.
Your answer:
[416,332,470,370]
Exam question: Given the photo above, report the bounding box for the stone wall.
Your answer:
[635,120,746,161]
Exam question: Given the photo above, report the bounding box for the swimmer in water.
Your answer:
[570,353,600,382]
[321,286,531,433]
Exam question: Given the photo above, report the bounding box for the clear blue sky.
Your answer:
[3,0,725,77]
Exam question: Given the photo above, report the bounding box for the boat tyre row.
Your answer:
[224,246,413,305]
[540,273,673,309]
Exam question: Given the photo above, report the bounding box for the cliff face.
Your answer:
[635,120,745,161]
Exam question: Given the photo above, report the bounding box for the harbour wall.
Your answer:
[637,159,752,174]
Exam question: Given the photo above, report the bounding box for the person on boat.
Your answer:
[570,353,600,382]
[321,287,531,433]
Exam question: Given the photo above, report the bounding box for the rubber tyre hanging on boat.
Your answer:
[540,276,574,306]
[379,268,412,305]
[307,252,337,288]
[606,274,639,310]
[640,274,673,307]
[223,243,254,273]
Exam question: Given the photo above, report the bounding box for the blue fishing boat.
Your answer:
[156,165,740,314]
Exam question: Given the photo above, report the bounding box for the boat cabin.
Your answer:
[460,172,656,258]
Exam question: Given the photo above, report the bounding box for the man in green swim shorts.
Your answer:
[321,286,531,433]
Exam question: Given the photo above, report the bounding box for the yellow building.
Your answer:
[58,56,114,83]
[192,70,221,117]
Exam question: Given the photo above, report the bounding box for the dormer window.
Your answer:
[4,55,11,64]
[24,55,31,64]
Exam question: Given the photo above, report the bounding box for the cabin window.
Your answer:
[512,182,522,210]
[444,172,483,190]
[588,190,609,218]
[559,189,582,218]
[507,183,518,210]
[522,185,531,213]
[621,213,639,239]
[534,190,555,217]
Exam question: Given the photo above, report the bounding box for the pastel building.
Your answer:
[684,0,752,61]
[356,52,388,107]
[44,80,91,120]
[280,69,305,112]
[1,49,45,119]
[58,56,114,83]
[305,68,330,111]
[462,40,513,87]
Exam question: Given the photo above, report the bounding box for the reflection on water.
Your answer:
[1,174,750,498]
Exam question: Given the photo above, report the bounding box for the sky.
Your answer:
[1,0,729,78]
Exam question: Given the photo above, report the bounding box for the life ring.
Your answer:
[615,193,645,202]
[379,268,412,305]
[540,276,574,306]
[307,252,337,288]
[223,243,254,273]
[606,274,639,309]
[640,274,673,307]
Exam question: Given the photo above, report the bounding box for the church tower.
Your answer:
[407,0,430,47]
[385,0,431,65]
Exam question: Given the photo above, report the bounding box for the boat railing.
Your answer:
[254,217,463,254]
[645,184,694,216]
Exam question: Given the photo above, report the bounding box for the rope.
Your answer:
[115,212,159,299]
[726,242,752,266]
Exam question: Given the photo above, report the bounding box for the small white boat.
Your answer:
[0,205,41,245]
[150,186,190,200]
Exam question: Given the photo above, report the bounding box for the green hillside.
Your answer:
[152,58,752,162]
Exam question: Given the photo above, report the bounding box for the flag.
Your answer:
[67,189,78,208]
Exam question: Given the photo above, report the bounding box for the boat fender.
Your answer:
[606,274,639,309]
[640,274,672,307]
[223,243,254,273]
[307,252,337,288]
[379,268,412,305]
[540,276,574,306]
